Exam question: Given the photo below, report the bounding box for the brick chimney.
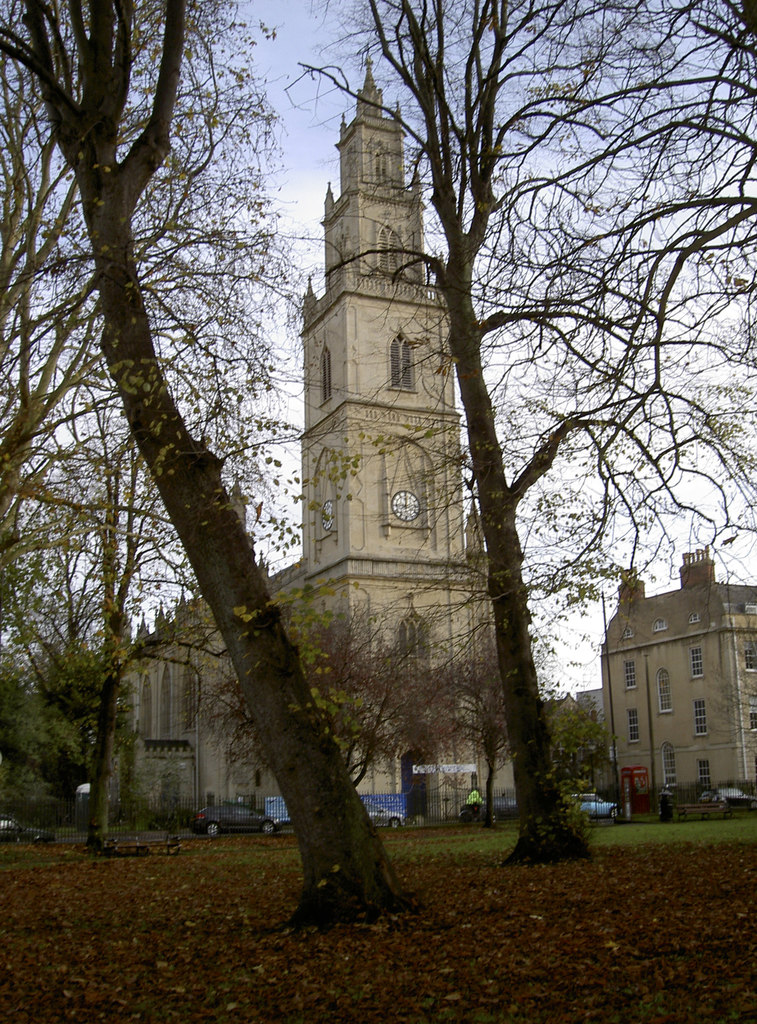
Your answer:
[679,547,715,589]
[618,570,645,606]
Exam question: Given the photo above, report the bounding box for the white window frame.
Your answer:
[661,742,677,786]
[627,708,639,743]
[750,695,757,731]
[623,660,637,690]
[653,618,668,633]
[688,611,701,624]
[690,646,703,679]
[657,668,672,713]
[697,759,711,788]
[693,698,707,736]
[746,642,757,672]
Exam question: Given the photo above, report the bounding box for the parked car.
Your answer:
[191,805,279,837]
[699,788,757,809]
[0,815,55,843]
[459,795,518,823]
[573,793,618,820]
[363,799,405,828]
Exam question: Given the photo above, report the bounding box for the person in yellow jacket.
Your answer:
[466,788,482,814]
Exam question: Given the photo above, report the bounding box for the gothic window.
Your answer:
[182,672,197,730]
[321,347,332,403]
[390,337,414,390]
[375,151,389,181]
[159,668,171,738]
[661,742,677,786]
[141,678,152,738]
[377,226,400,274]
[657,668,672,712]
[399,616,425,658]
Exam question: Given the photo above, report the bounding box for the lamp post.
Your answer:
[601,595,621,811]
[644,653,657,798]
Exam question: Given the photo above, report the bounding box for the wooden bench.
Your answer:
[103,835,181,857]
[677,802,732,821]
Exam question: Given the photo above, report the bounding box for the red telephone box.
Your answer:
[621,765,650,814]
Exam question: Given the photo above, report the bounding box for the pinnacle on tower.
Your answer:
[357,57,383,113]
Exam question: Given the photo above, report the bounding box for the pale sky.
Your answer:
[243,3,757,695]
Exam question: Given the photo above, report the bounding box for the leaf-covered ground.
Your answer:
[2,826,757,1023]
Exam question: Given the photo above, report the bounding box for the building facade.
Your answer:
[602,548,757,792]
[294,61,475,654]
[126,67,496,809]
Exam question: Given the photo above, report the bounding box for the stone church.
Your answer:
[126,66,494,811]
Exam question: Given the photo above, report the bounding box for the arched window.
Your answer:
[657,668,672,713]
[661,742,676,786]
[141,678,152,738]
[159,668,171,737]
[653,618,668,632]
[390,337,414,390]
[320,347,332,403]
[182,671,197,730]
[399,616,426,658]
[377,226,400,274]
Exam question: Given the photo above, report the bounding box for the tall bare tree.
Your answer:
[0,0,408,923]
[319,0,757,862]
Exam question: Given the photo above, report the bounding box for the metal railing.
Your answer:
[5,780,751,841]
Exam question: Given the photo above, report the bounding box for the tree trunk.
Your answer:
[9,0,412,925]
[87,668,120,851]
[81,180,409,922]
[445,287,588,864]
[484,758,495,829]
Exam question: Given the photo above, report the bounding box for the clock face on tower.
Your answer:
[391,490,421,522]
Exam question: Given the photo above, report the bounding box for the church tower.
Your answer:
[300,63,468,651]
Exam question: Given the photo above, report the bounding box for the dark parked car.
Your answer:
[459,795,518,823]
[0,815,54,843]
[192,805,279,837]
[699,788,757,809]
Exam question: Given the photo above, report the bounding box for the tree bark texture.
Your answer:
[445,289,588,863]
[13,0,409,923]
[87,668,120,851]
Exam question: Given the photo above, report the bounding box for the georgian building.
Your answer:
[602,547,757,791]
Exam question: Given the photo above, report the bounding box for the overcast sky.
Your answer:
[241,3,757,692]
[252,1,356,274]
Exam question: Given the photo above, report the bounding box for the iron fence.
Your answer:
[4,780,752,841]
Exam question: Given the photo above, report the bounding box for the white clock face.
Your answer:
[391,490,420,522]
[321,500,334,531]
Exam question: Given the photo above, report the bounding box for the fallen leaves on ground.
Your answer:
[2,831,756,1023]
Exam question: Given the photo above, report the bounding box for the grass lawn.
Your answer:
[3,815,757,1023]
